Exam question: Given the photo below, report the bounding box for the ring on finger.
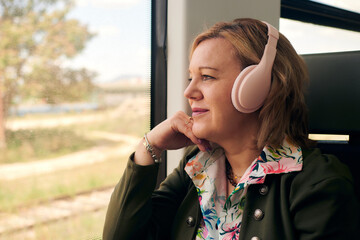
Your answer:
[185,116,193,125]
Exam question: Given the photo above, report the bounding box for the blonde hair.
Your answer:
[190,18,311,149]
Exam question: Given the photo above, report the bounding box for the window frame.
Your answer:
[281,0,360,32]
[151,0,167,186]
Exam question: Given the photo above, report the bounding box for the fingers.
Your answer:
[175,112,209,152]
[184,116,193,125]
[148,111,211,152]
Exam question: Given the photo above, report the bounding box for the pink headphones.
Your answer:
[231,22,279,113]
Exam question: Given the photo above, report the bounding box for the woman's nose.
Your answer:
[184,79,202,100]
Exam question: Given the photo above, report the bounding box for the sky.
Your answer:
[65,0,360,83]
[65,0,150,83]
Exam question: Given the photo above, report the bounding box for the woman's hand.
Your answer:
[147,111,210,152]
[134,111,210,165]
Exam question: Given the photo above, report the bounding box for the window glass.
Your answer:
[279,18,360,54]
[0,0,150,239]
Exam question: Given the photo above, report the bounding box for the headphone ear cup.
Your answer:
[231,64,257,113]
[231,63,272,113]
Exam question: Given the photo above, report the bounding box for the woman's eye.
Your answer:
[187,75,214,82]
[202,75,214,81]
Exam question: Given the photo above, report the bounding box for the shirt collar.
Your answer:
[185,138,303,185]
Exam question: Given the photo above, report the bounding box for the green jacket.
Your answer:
[103,147,359,240]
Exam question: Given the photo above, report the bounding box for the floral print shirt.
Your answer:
[184,139,303,240]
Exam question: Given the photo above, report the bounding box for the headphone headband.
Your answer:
[263,21,279,48]
[231,21,279,113]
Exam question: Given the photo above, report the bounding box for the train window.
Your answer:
[279,18,360,54]
[280,0,360,142]
[0,0,150,239]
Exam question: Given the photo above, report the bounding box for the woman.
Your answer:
[103,18,358,240]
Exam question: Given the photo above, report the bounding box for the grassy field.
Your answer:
[0,155,129,212]
[1,128,97,164]
[1,100,149,209]
[2,97,149,164]
[0,95,150,238]
[2,208,107,240]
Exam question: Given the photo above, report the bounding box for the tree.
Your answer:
[0,0,96,148]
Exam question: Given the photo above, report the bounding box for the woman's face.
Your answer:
[185,38,252,143]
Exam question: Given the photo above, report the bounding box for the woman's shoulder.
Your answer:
[300,148,353,182]
[289,148,356,196]
[284,148,360,237]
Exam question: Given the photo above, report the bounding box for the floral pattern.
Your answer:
[184,139,303,240]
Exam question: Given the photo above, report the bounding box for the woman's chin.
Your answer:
[192,124,209,140]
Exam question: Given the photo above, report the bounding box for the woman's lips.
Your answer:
[192,108,209,117]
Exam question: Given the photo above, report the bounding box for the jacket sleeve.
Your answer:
[290,151,360,239]
[102,147,198,240]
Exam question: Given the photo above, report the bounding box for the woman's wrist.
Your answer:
[143,133,162,163]
[134,133,163,166]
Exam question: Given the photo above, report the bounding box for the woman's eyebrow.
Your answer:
[188,66,219,73]
[198,66,219,71]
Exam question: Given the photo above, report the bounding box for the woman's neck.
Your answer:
[223,140,262,177]
[223,139,262,198]
[217,117,262,176]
